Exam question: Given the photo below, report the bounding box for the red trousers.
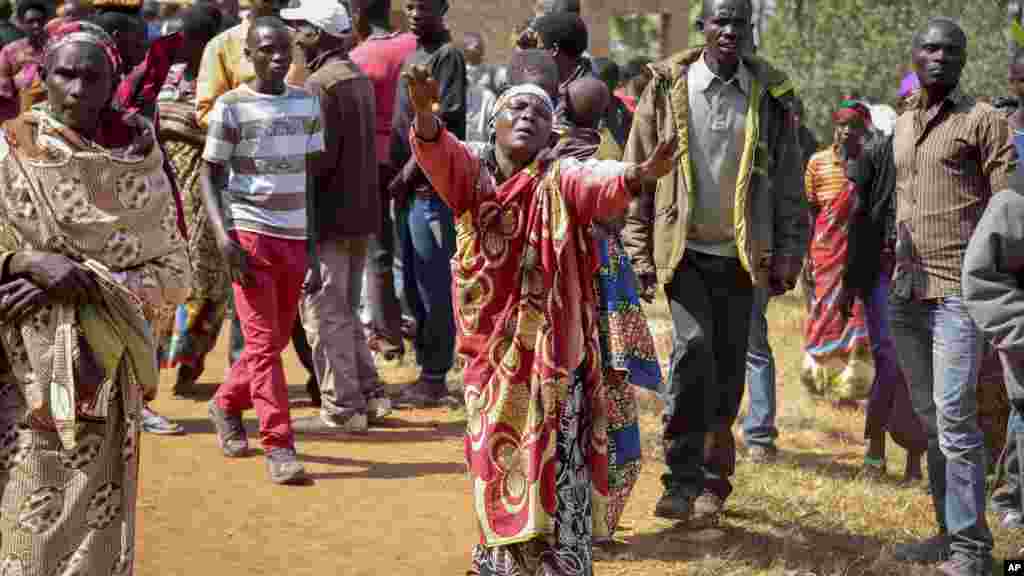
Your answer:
[214,231,307,450]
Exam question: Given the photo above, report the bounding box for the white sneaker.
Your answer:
[319,410,368,434]
[367,397,392,422]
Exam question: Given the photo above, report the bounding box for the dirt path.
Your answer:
[135,332,481,576]
[132,314,1021,576]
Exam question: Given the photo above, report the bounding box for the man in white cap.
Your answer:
[283,0,390,433]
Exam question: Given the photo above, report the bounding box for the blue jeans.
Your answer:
[743,286,777,448]
[888,296,993,560]
[992,351,1024,517]
[399,193,456,385]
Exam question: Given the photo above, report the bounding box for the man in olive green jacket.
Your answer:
[622,0,807,525]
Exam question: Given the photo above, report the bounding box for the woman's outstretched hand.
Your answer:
[405,64,440,117]
[625,135,679,191]
[640,135,680,182]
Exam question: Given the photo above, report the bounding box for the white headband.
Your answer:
[491,83,555,123]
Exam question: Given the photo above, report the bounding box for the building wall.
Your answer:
[443,0,692,66]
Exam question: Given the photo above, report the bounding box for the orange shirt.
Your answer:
[804,147,848,207]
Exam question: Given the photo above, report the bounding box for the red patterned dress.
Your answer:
[412,129,636,576]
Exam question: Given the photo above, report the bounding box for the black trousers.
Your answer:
[662,250,754,500]
[364,165,407,357]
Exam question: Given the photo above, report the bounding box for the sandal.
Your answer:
[862,456,886,480]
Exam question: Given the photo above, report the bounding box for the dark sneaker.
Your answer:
[207,399,248,457]
[266,447,308,485]
[691,490,724,527]
[747,444,778,464]
[891,533,951,564]
[653,486,694,522]
[936,553,993,576]
[141,406,185,435]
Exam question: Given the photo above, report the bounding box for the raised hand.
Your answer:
[625,134,680,191]
[404,64,440,117]
[641,134,680,181]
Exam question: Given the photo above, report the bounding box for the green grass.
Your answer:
[594,290,1023,576]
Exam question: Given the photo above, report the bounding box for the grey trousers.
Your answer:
[301,237,381,415]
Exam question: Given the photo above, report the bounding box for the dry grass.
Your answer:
[591,290,1023,576]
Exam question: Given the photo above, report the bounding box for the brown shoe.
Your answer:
[691,490,723,527]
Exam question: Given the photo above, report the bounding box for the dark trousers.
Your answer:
[662,250,754,500]
[399,193,456,385]
[365,165,406,357]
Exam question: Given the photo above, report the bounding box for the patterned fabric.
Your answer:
[158,65,232,373]
[802,149,874,401]
[410,129,636,569]
[0,107,188,575]
[593,234,656,537]
[45,21,122,79]
[892,88,1015,299]
[470,365,594,576]
[203,84,324,240]
[0,375,139,576]
[0,38,44,122]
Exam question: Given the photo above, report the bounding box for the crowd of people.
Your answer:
[0,0,1021,574]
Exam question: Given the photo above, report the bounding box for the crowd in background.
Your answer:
[0,0,1021,575]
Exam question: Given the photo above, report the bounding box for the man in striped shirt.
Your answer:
[200,17,324,485]
[888,17,1015,576]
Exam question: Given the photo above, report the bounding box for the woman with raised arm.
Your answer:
[402,63,676,575]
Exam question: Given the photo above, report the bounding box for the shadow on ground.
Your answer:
[295,453,465,481]
[613,506,898,575]
[174,414,465,444]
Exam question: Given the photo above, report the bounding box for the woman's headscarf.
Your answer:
[833,99,872,127]
[491,83,554,124]
[44,20,122,77]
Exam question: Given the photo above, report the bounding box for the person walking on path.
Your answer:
[882,17,1015,576]
[201,17,324,485]
[195,0,319,403]
[0,0,49,121]
[742,97,819,464]
[387,0,466,407]
[283,0,392,434]
[841,103,928,485]
[622,0,807,527]
[0,23,189,574]
[349,0,417,364]
[800,101,876,403]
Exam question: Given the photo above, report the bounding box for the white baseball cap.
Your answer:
[281,0,352,38]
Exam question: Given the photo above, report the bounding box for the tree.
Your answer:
[762,1,1011,143]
